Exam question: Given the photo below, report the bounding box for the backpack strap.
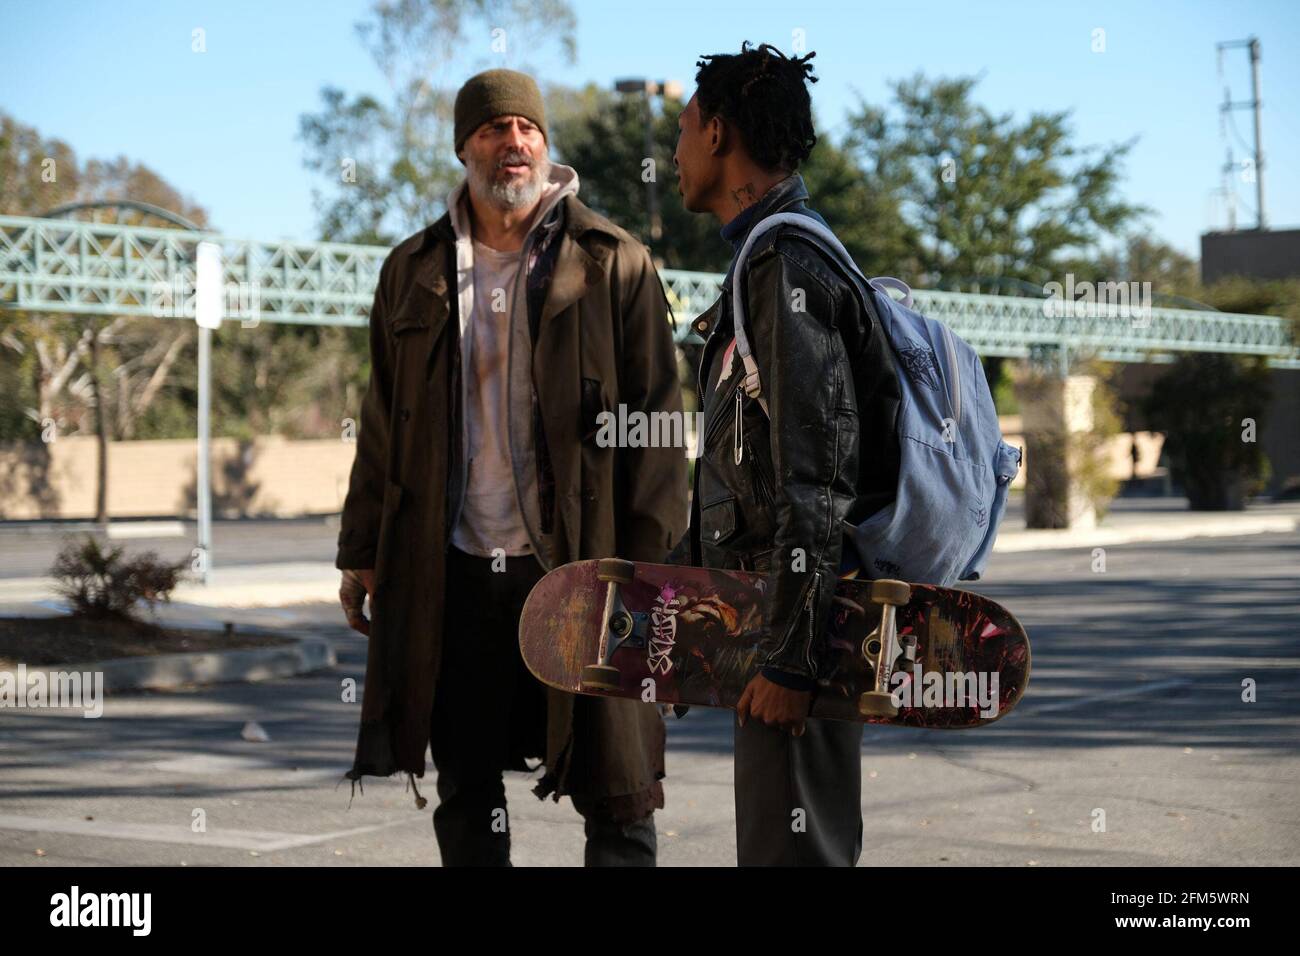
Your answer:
[864,275,913,309]
[730,212,912,416]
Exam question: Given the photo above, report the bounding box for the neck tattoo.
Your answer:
[730,182,758,212]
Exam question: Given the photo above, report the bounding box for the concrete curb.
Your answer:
[0,565,341,609]
[994,513,1297,552]
[1,508,1296,610]
[15,631,336,693]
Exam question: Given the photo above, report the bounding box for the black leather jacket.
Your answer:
[676,174,902,687]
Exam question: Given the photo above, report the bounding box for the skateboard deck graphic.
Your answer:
[519,559,1030,728]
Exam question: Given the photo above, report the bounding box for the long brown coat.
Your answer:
[336,195,688,809]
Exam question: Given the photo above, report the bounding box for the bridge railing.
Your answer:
[2,214,1296,367]
[0,214,385,326]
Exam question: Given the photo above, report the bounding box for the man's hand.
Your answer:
[339,569,375,636]
[736,673,811,736]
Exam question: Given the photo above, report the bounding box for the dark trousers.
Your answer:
[734,715,864,866]
[430,546,656,867]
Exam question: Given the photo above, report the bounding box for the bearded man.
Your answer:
[337,69,688,866]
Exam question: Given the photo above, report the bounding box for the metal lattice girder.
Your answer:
[2,214,1296,367]
[0,215,384,327]
[894,289,1299,367]
[661,275,1300,368]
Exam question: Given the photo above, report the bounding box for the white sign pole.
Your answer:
[194,241,223,585]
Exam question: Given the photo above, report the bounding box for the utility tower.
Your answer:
[1216,36,1266,231]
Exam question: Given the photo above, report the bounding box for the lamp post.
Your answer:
[614,78,682,245]
[194,241,223,585]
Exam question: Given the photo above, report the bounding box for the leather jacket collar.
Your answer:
[688,173,811,339]
[720,172,811,292]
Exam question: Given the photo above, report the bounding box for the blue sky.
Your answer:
[2,0,1297,258]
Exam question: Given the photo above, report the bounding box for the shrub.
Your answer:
[1141,353,1272,510]
[50,536,188,620]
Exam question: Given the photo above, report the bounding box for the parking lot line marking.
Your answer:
[0,813,414,852]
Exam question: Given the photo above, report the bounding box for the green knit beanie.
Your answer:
[453,69,548,155]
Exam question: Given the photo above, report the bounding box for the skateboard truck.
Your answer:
[857,579,912,718]
[581,559,639,692]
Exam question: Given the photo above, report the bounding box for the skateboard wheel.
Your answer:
[869,579,911,606]
[581,664,622,691]
[858,691,900,719]
[596,558,635,584]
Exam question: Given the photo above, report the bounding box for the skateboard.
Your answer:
[519,559,1030,728]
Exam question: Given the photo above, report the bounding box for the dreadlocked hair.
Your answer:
[693,41,819,172]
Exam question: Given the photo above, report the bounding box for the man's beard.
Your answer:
[467,148,551,210]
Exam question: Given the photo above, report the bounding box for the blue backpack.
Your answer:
[731,212,1022,587]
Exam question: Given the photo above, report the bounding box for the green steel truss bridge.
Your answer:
[2,213,1297,369]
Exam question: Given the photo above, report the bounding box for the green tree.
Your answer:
[0,113,80,214]
[548,84,912,276]
[0,112,209,446]
[799,128,918,278]
[845,74,1147,287]
[1071,235,1203,309]
[1100,235,1199,294]
[548,85,725,271]
[1141,354,1273,510]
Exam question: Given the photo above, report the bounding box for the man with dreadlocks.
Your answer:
[671,42,903,865]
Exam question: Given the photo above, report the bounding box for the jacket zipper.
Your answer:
[802,576,818,671]
[701,375,743,453]
[768,569,821,673]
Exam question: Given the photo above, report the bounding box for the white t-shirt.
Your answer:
[451,239,533,557]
